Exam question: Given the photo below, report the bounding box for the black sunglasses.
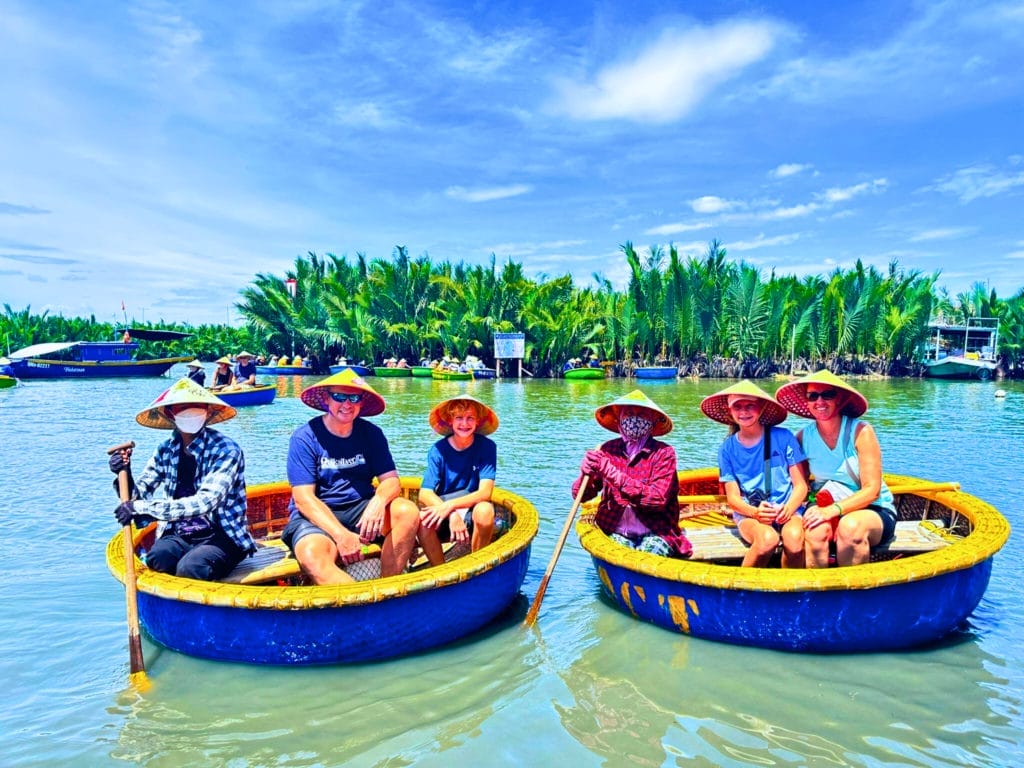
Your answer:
[806,389,839,402]
[329,392,364,403]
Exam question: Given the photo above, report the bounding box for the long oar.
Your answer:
[107,441,149,689]
[524,474,590,627]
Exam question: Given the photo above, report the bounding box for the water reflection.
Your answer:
[556,601,1012,766]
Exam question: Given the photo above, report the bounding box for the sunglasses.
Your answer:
[329,392,364,404]
[806,389,839,402]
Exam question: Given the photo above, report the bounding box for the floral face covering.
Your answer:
[619,412,654,458]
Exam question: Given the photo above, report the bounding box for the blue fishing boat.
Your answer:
[106,478,538,665]
[578,467,1009,653]
[470,367,496,379]
[3,334,191,379]
[329,364,373,376]
[209,384,277,407]
[256,365,314,375]
[634,366,676,379]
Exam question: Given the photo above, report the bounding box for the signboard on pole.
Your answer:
[494,332,525,359]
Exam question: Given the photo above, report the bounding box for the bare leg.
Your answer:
[737,519,780,568]
[804,520,831,568]
[294,534,355,585]
[471,501,495,552]
[780,517,806,569]
[835,510,883,566]
[380,497,420,576]
[418,523,446,567]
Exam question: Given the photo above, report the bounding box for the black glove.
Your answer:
[109,452,131,474]
[114,501,136,527]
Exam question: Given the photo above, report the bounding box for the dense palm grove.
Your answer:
[4,242,1024,377]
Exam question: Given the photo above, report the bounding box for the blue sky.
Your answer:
[2,0,1023,327]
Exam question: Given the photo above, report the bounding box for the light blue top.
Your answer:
[802,415,895,513]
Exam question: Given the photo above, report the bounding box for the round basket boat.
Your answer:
[577,468,1010,653]
[106,478,538,665]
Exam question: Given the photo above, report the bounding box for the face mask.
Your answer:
[173,407,208,434]
[619,414,654,441]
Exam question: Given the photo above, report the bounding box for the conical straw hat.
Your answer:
[300,368,386,416]
[775,369,868,419]
[700,379,787,426]
[595,389,672,436]
[429,395,499,436]
[136,377,236,430]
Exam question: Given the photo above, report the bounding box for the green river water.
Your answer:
[1,368,1021,767]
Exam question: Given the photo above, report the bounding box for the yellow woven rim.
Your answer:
[106,478,539,609]
[577,467,1010,592]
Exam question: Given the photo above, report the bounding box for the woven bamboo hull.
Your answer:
[564,368,605,379]
[432,369,472,380]
[373,367,411,377]
[0,375,15,389]
[634,366,676,379]
[106,479,538,665]
[577,468,1009,653]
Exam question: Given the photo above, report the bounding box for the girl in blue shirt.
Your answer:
[701,380,808,568]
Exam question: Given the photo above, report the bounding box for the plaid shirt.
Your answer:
[573,437,687,553]
[134,428,256,555]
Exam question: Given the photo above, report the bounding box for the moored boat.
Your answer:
[564,367,605,380]
[374,366,412,377]
[577,467,1009,653]
[329,364,373,376]
[209,384,277,407]
[921,317,1000,380]
[634,366,677,379]
[106,478,538,665]
[256,365,314,375]
[432,368,473,381]
[470,367,496,379]
[410,365,435,377]
[0,374,16,389]
[4,337,191,379]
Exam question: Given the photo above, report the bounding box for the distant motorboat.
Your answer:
[3,332,192,379]
[922,318,999,380]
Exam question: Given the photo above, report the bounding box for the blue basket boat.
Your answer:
[577,468,1009,653]
[209,384,276,407]
[634,366,677,379]
[107,478,538,665]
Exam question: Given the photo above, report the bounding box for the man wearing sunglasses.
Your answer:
[281,369,420,584]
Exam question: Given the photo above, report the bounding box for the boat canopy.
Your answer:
[8,342,81,359]
[116,329,193,341]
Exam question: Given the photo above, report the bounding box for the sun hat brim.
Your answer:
[700,380,787,426]
[186,360,204,368]
[136,378,236,429]
[429,395,499,436]
[215,356,232,365]
[595,389,672,436]
[775,369,868,419]
[236,351,254,359]
[300,369,385,416]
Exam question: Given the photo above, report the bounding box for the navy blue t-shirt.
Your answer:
[287,417,397,521]
[421,435,497,497]
[235,360,257,381]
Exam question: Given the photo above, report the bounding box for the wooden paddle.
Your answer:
[107,440,149,689]
[524,474,590,627]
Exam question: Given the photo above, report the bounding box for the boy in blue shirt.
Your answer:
[418,395,499,566]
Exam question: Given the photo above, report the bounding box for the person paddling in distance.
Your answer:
[573,390,692,557]
[775,370,897,568]
[417,395,499,566]
[282,369,420,584]
[210,356,235,390]
[700,380,808,568]
[234,351,257,387]
[107,378,256,580]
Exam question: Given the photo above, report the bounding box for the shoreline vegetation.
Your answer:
[4,242,1023,379]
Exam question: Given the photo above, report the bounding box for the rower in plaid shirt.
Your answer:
[108,378,255,580]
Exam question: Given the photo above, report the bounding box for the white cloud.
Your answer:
[769,163,812,179]
[333,101,396,129]
[554,20,782,123]
[820,178,888,203]
[929,165,1024,203]
[729,233,801,251]
[445,184,532,203]
[644,221,712,236]
[909,227,971,242]
[690,195,738,214]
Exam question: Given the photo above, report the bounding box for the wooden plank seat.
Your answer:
[683,519,954,563]
[222,539,471,585]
